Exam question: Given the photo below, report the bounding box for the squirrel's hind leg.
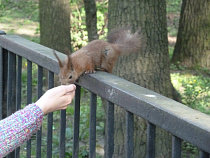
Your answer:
[100,56,113,73]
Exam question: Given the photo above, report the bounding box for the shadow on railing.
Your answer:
[0,33,210,158]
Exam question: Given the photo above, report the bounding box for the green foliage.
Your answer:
[66,95,104,157]
[167,26,179,37]
[166,0,182,37]
[170,61,186,70]
[96,1,108,39]
[0,0,40,43]
[0,0,8,11]
[70,0,88,50]
[171,73,210,114]
[168,46,174,59]
[166,0,182,14]
[182,141,198,158]
[181,76,209,112]
[0,0,39,22]
[70,0,108,51]
[1,0,107,50]
[21,59,39,107]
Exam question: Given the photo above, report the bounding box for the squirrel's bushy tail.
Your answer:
[107,27,144,55]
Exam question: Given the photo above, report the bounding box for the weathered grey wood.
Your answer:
[77,71,210,153]
[0,34,210,154]
[0,35,65,75]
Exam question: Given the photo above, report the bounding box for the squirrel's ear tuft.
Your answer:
[67,55,73,69]
[53,50,63,68]
[65,48,73,69]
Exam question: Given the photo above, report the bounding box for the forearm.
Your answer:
[0,104,43,157]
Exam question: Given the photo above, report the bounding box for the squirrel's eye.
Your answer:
[69,75,72,79]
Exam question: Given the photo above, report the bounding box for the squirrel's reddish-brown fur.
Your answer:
[54,28,144,85]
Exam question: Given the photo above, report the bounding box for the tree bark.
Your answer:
[39,0,71,53]
[39,0,71,86]
[83,0,99,41]
[108,0,172,157]
[171,0,210,69]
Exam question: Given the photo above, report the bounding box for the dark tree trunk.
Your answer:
[39,0,71,86]
[171,0,210,69]
[107,0,173,157]
[83,0,99,41]
[39,0,71,53]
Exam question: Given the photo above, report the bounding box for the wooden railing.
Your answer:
[0,33,210,158]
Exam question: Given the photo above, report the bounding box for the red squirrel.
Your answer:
[53,28,144,85]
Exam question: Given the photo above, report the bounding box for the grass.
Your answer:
[171,71,210,114]
[0,0,40,42]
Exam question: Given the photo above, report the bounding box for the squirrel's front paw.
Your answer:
[85,70,96,74]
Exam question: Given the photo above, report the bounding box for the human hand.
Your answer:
[35,84,76,115]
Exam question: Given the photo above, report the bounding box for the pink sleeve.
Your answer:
[0,104,43,157]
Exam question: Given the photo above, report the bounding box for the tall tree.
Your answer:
[171,0,210,69]
[39,0,71,53]
[108,0,173,157]
[83,0,99,41]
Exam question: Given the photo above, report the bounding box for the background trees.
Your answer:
[39,0,71,86]
[39,0,71,53]
[171,0,210,69]
[83,0,99,41]
[108,0,172,157]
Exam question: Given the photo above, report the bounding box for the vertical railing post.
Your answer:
[0,47,8,120]
[47,71,54,158]
[59,109,66,158]
[16,56,22,111]
[172,136,182,158]
[126,111,134,158]
[7,52,16,116]
[105,101,114,158]
[0,32,5,115]
[7,51,16,158]
[89,92,97,158]
[0,32,6,118]
[15,55,22,158]
[26,60,32,158]
[0,31,6,115]
[199,150,209,158]
[146,122,156,158]
[0,47,3,120]
[36,66,43,158]
[73,85,81,158]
